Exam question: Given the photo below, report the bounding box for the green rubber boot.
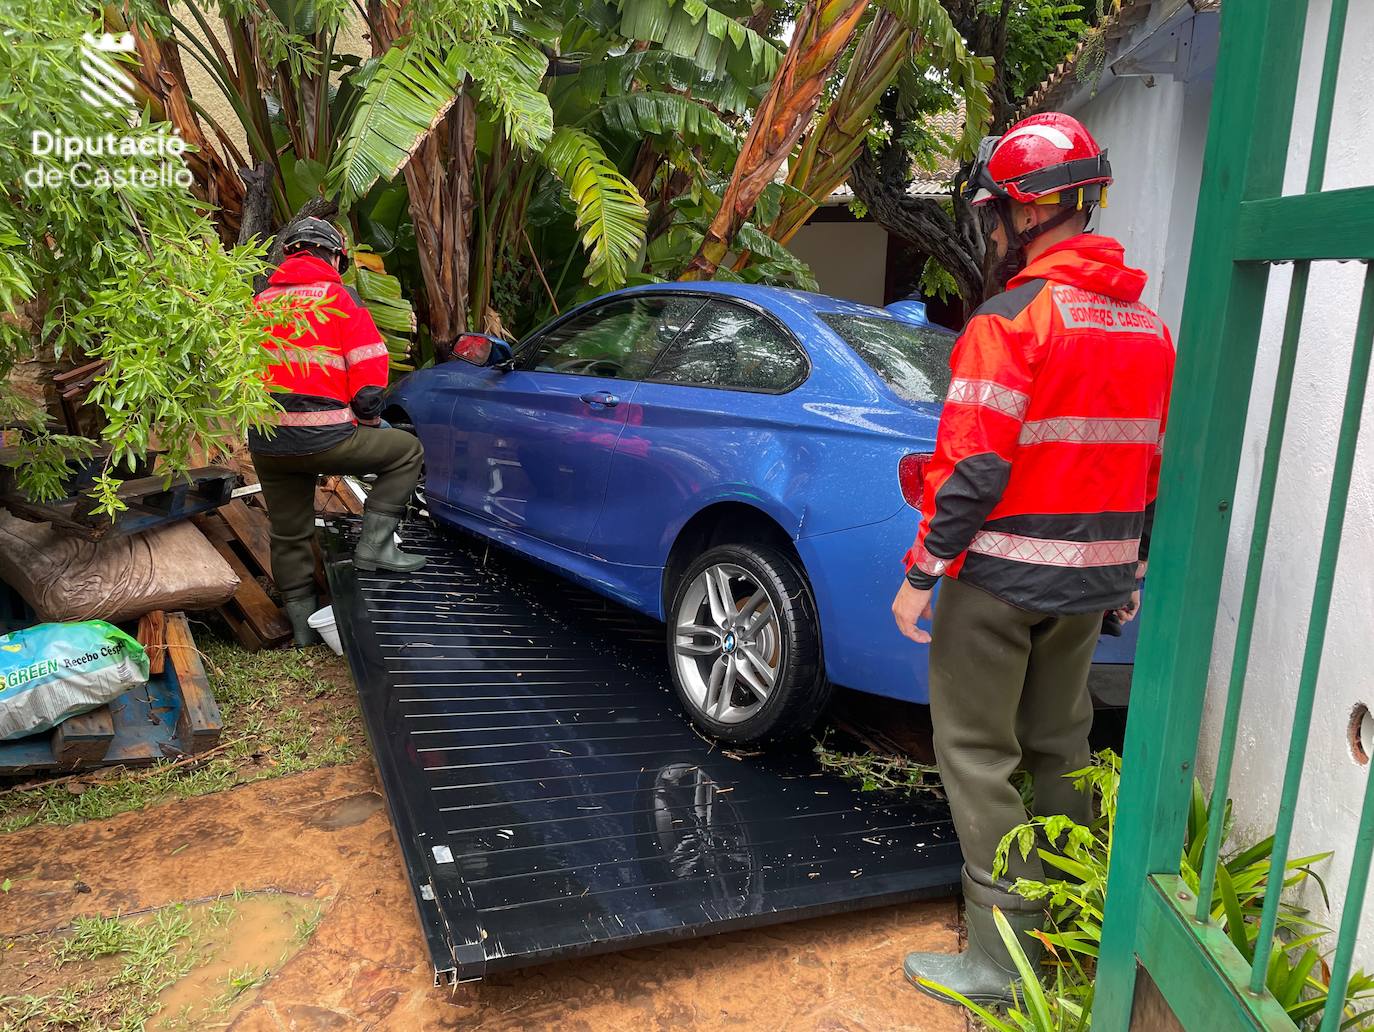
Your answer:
[282,593,322,647]
[904,869,1044,1007]
[353,511,427,574]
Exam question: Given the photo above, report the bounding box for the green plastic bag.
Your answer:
[0,621,149,740]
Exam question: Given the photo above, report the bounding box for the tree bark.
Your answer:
[849,142,987,306]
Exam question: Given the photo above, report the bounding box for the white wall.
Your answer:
[1075,74,1204,334]
[787,220,889,306]
[1076,0,1374,974]
[1196,0,1374,971]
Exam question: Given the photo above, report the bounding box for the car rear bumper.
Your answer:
[795,509,1139,706]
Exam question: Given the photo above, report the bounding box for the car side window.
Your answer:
[521,296,702,380]
[648,300,807,392]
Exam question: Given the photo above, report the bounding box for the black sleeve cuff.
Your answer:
[352,385,384,420]
[906,567,939,590]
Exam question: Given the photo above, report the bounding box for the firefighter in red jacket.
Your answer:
[250,219,426,646]
[894,114,1174,1004]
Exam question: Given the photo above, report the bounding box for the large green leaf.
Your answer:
[466,36,554,153]
[610,0,781,81]
[542,127,648,290]
[327,45,469,205]
[577,48,759,112]
[594,91,739,165]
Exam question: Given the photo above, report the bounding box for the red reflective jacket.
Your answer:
[248,253,389,456]
[904,234,1175,614]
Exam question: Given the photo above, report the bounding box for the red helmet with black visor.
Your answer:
[967,112,1112,207]
[965,112,1112,284]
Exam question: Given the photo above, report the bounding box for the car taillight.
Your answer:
[899,453,933,509]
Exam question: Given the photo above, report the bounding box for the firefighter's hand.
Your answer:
[892,582,934,644]
[1115,589,1142,623]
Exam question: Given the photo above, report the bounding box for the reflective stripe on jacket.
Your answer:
[247,253,389,456]
[904,233,1176,614]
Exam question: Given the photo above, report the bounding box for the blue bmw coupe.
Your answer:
[384,282,1137,742]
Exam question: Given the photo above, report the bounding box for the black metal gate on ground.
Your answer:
[325,519,963,983]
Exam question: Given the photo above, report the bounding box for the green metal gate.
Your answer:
[1093,0,1374,1029]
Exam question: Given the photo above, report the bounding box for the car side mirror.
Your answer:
[452,333,515,369]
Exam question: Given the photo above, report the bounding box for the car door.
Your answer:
[591,298,811,569]
[445,294,703,555]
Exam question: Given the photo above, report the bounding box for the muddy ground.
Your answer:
[1,761,967,1031]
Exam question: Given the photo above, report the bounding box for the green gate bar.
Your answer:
[1092,0,1374,1026]
[1194,0,1350,939]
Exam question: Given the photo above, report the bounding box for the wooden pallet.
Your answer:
[0,612,222,774]
[193,502,291,650]
[1,465,237,541]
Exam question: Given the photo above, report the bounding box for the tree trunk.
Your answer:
[849,142,988,306]
[679,0,868,280]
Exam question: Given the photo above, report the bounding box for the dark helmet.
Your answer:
[280,217,350,271]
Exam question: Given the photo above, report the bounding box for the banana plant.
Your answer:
[765,0,993,248]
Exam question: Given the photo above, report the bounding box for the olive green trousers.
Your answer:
[928,576,1101,890]
[251,427,422,599]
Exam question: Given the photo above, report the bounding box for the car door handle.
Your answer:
[580,391,620,409]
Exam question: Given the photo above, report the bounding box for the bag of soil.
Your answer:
[0,621,149,740]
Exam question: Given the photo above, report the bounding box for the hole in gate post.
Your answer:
[1348,702,1373,766]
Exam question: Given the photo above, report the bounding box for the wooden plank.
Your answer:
[136,610,167,676]
[217,498,275,580]
[165,612,221,753]
[203,534,291,646]
[50,706,114,770]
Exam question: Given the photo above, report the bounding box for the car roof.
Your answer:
[611,281,956,334]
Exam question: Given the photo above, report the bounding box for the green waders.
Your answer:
[906,575,1102,1005]
[252,426,424,643]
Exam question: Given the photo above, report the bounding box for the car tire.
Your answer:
[667,542,831,744]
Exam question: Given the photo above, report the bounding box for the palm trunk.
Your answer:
[679,0,868,281]
[369,0,476,351]
[117,4,245,244]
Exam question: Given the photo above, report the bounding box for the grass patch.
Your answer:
[1,907,198,1031]
[0,893,323,1031]
[0,631,362,834]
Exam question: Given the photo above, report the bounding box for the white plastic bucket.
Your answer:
[307,605,343,656]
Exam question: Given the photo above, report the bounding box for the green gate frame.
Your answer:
[1093,1,1374,1029]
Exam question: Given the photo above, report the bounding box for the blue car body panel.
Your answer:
[387,281,1135,705]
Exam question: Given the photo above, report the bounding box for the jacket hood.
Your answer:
[269,252,341,286]
[1008,233,1147,303]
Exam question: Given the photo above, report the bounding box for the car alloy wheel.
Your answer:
[672,562,782,725]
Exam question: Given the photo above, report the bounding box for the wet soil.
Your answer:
[0,762,967,1031]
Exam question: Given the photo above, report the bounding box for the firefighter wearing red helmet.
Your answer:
[249,217,427,646]
[893,112,1175,1005]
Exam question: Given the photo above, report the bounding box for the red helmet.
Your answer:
[968,112,1112,206]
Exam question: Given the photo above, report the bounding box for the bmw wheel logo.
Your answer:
[722,632,737,654]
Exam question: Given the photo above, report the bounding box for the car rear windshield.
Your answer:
[819,313,956,404]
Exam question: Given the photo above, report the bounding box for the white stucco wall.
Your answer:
[1196,0,1374,970]
[787,220,889,306]
[1071,0,1374,973]
[1073,73,1209,334]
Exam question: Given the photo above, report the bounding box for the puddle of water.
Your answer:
[149,893,318,1031]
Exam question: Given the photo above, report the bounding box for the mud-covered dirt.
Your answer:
[0,762,966,1031]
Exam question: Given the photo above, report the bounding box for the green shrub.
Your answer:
[925,751,1374,1029]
